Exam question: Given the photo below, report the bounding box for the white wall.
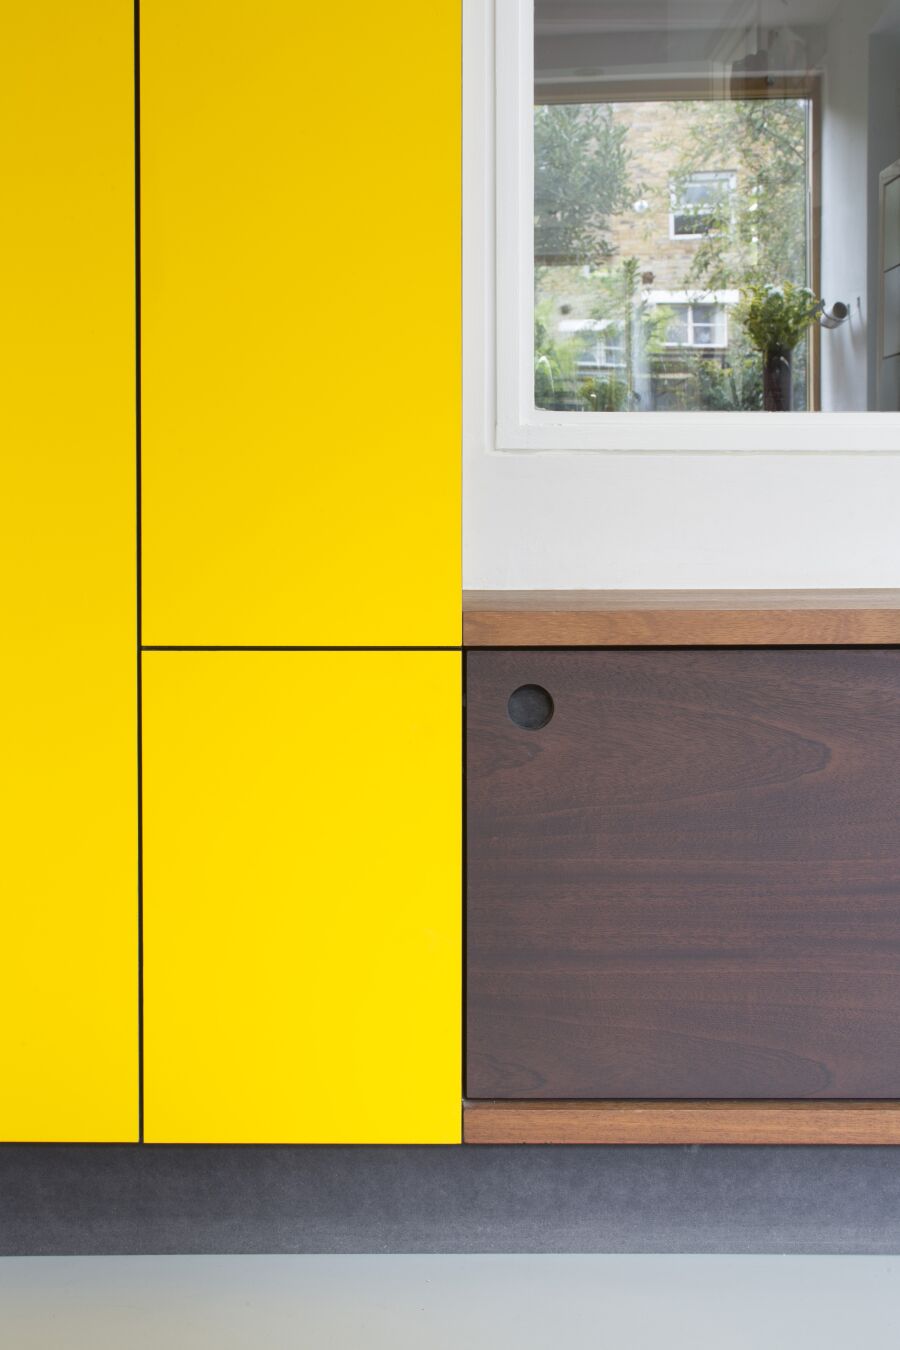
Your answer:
[820,0,889,411]
[464,0,900,590]
[867,14,900,407]
[464,448,900,589]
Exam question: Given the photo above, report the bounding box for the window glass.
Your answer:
[534,0,900,414]
[665,305,690,346]
[671,171,735,237]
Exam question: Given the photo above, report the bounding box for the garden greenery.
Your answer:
[735,282,824,357]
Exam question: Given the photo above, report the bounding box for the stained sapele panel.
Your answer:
[467,649,900,1100]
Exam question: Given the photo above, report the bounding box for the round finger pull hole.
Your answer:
[507,684,554,731]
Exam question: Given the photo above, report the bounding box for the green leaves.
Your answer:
[670,98,810,295]
[735,281,824,355]
[534,104,632,265]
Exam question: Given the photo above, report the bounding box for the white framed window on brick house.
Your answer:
[481,0,900,453]
[660,298,731,349]
[670,172,737,240]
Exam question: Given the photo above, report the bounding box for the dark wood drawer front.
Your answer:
[466,649,900,1100]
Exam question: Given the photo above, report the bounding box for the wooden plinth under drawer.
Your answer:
[467,648,900,1106]
[463,1100,900,1145]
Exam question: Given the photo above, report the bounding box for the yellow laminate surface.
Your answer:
[141,1,461,647]
[0,2,137,1140]
[142,651,461,1143]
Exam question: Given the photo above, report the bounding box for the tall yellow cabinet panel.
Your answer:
[141,1,461,647]
[142,652,461,1143]
[141,1,462,1143]
[0,4,136,1139]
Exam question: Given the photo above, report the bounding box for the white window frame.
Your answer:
[483,0,900,454]
[657,295,733,349]
[669,171,737,241]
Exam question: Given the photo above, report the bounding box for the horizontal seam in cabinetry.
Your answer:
[460,643,900,652]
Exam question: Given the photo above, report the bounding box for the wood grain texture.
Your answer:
[463,1100,900,1145]
[467,649,900,1101]
[463,590,900,647]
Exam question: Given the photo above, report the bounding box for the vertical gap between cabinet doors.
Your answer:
[134,0,144,1144]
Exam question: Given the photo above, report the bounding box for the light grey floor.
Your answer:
[0,1255,899,1349]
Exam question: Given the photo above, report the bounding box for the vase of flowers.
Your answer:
[762,349,793,413]
[735,283,824,411]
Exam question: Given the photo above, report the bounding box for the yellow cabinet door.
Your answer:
[141,2,461,648]
[0,3,137,1139]
[142,652,461,1142]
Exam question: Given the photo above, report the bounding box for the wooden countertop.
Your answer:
[463,589,900,647]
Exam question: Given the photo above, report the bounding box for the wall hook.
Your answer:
[820,301,850,329]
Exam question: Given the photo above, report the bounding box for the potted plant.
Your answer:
[735,282,824,411]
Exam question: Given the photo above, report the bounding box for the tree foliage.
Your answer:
[533,94,815,411]
[668,97,810,291]
[534,103,633,265]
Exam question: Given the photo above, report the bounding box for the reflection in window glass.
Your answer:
[534,0,900,413]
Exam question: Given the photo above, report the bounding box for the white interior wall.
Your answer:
[867,12,900,407]
[535,25,827,83]
[464,449,900,588]
[819,0,887,411]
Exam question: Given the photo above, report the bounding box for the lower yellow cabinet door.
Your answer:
[142,651,461,1143]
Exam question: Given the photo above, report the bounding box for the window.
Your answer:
[533,90,813,416]
[664,303,728,349]
[670,172,736,239]
[484,0,900,451]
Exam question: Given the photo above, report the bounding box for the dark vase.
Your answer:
[762,348,793,411]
